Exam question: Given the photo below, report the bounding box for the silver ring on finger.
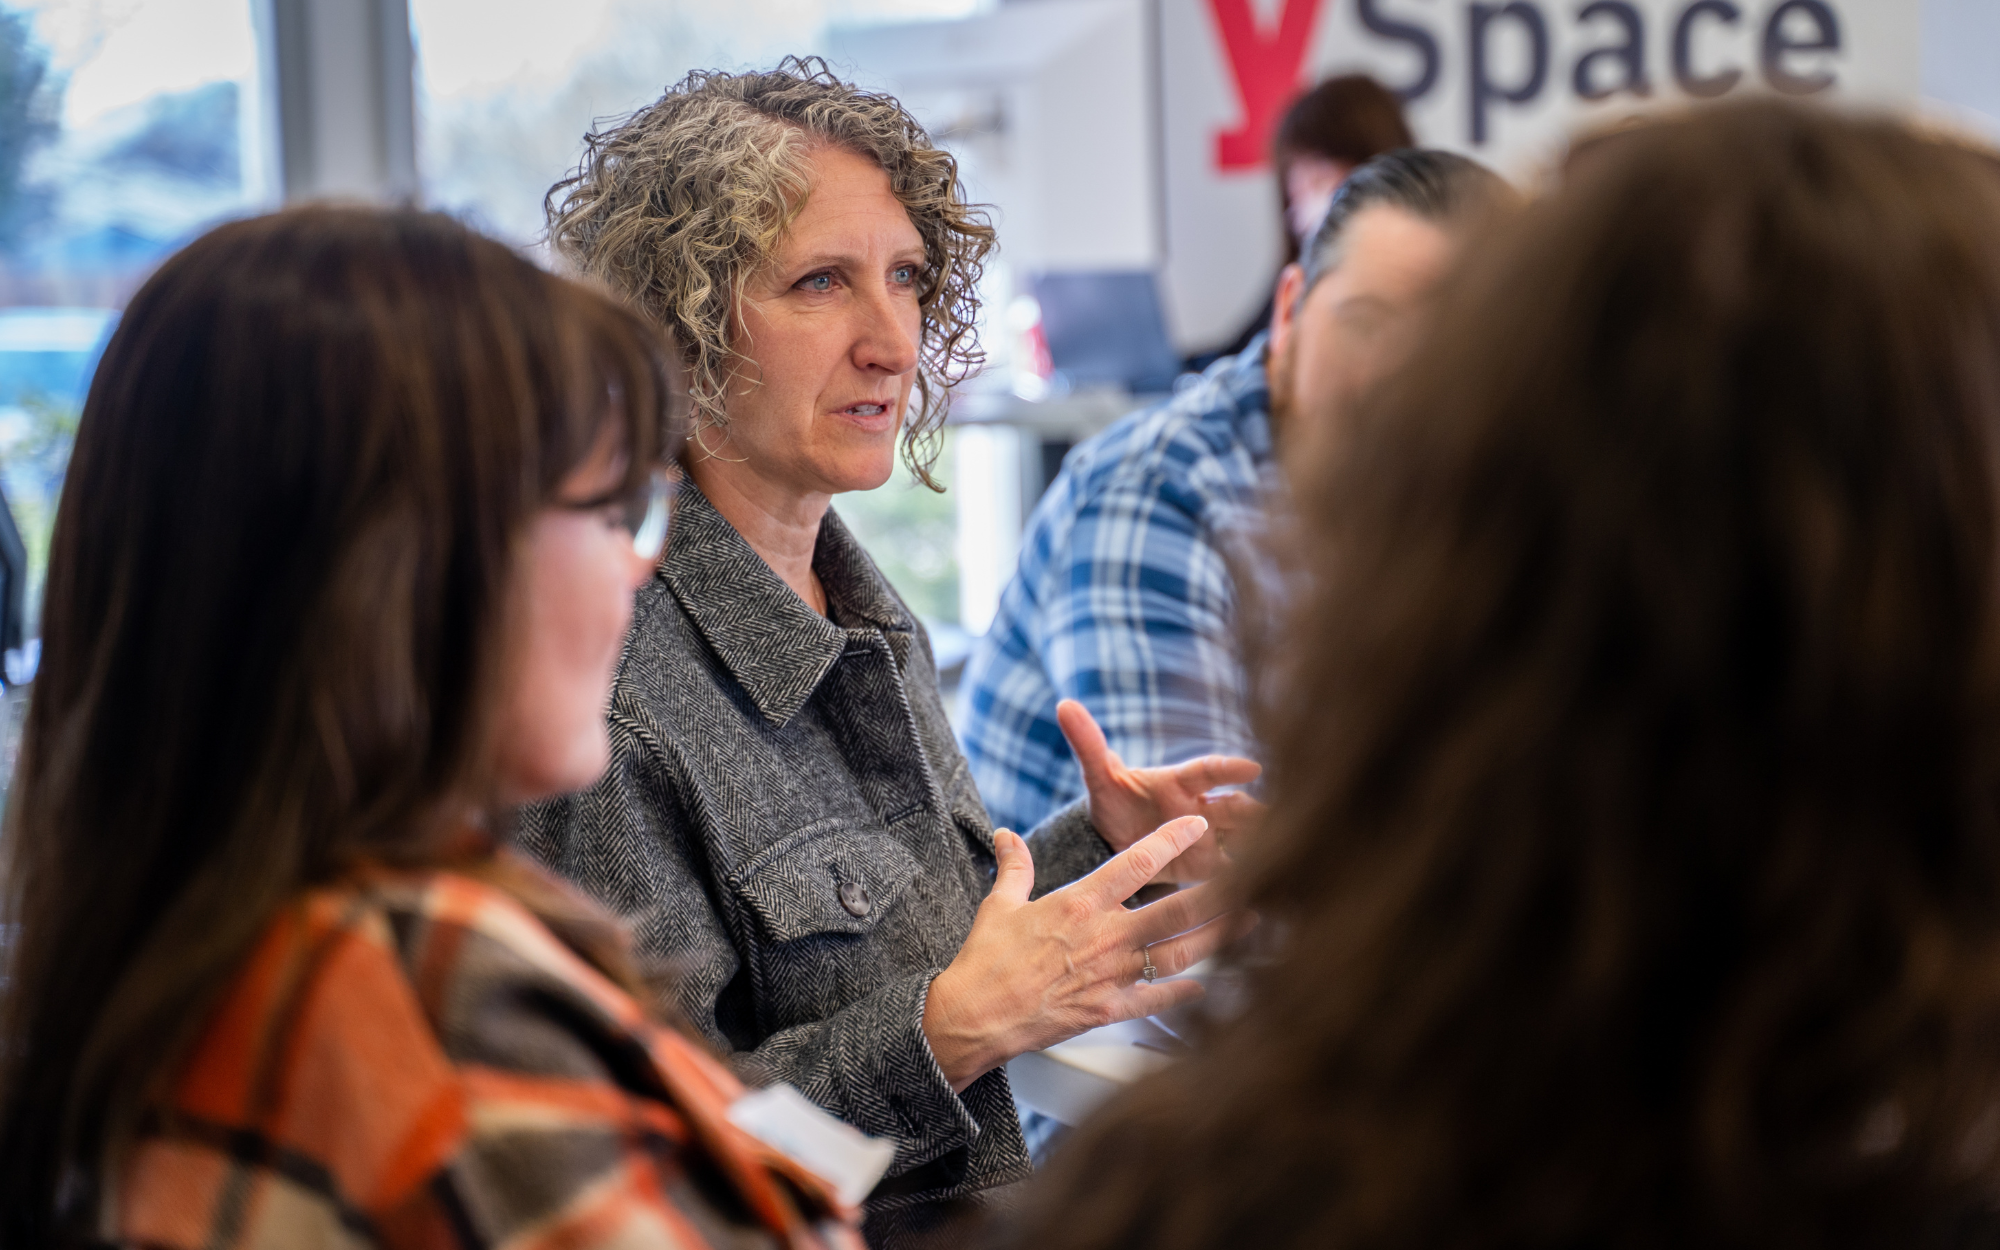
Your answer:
[1141,946,1158,983]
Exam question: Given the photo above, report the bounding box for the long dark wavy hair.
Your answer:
[1010,101,2000,1249]
[0,206,679,1243]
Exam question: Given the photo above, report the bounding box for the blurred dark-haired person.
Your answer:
[1006,101,2000,1249]
[1194,73,1414,369]
[964,149,1513,838]
[0,206,866,1248]
[526,59,1255,1248]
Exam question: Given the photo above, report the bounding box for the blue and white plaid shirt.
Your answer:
[961,339,1276,834]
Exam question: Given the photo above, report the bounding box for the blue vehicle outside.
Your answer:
[0,306,117,408]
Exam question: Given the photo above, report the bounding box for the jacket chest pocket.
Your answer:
[728,824,926,1023]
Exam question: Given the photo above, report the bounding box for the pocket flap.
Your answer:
[731,825,922,943]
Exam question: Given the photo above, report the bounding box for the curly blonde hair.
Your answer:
[545,57,995,489]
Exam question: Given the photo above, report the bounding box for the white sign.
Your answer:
[1158,0,1922,349]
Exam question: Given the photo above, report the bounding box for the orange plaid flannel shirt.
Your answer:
[110,854,866,1250]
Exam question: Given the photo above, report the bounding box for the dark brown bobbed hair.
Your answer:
[0,206,681,1241]
[1272,74,1414,263]
[1012,101,2000,1249]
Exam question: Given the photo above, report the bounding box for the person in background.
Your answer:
[1006,100,2000,1249]
[1190,73,1413,370]
[524,59,1258,1248]
[0,206,865,1248]
[963,149,1513,837]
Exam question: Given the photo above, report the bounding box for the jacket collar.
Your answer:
[662,481,911,728]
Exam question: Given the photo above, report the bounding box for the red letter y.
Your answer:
[1208,0,1327,171]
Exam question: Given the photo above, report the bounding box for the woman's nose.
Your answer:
[853,285,920,376]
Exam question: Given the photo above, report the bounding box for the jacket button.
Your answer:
[838,881,872,917]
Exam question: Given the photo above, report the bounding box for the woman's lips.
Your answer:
[833,401,896,430]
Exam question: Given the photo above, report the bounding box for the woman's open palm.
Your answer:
[1056,699,1265,882]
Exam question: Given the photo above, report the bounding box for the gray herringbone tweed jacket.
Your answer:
[520,482,1113,1245]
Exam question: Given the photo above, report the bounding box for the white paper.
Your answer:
[727,1083,897,1207]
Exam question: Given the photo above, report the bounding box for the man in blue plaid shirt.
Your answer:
[963,150,1513,836]
[963,344,1274,835]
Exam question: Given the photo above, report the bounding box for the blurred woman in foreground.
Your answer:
[1012,100,2000,1248]
[0,208,861,1247]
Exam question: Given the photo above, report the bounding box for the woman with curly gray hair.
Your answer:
[523,59,1261,1248]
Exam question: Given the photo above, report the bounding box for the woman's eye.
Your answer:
[799,273,835,293]
[892,265,916,285]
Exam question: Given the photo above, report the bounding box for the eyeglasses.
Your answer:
[559,465,676,562]
[626,467,675,562]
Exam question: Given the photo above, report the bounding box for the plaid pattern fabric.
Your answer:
[962,340,1276,834]
[110,853,864,1250]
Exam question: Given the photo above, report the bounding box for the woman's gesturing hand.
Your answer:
[921,816,1239,1092]
[1057,699,1265,882]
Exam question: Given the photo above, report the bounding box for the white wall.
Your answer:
[828,0,1159,275]
[1159,0,1925,350]
[1922,0,2000,140]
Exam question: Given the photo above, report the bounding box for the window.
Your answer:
[411,0,989,249]
[0,0,266,784]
